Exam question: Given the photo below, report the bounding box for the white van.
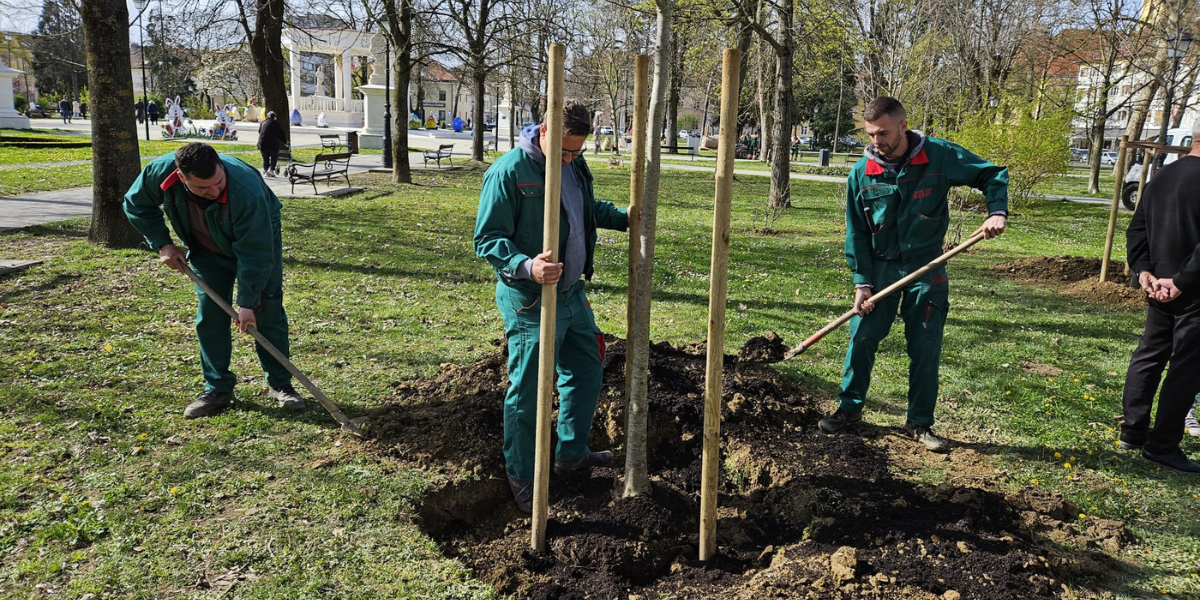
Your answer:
[1121,127,1194,209]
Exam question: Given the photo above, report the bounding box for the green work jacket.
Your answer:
[845,135,1008,286]
[123,153,283,307]
[474,147,628,294]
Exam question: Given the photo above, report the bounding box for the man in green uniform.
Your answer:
[474,101,629,512]
[124,142,305,419]
[818,97,1009,452]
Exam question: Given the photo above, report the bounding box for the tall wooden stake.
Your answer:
[623,54,651,491]
[531,42,566,553]
[1100,135,1128,284]
[699,48,740,562]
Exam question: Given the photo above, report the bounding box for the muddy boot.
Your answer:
[184,390,234,419]
[818,408,862,433]
[267,384,306,412]
[904,422,950,453]
[554,450,613,475]
[507,475,533,514]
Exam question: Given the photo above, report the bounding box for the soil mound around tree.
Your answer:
[994,256,1144,307]
[363,336,1131,599]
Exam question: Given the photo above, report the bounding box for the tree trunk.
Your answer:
[767,0,793,208]
[384,0,414,183]
[624,0,671,499]
[667,34,682,153]
[81,0,143,249]
[1171,66,1198,128]
[1088,80,1110,194]
[472,66,486,161]
[246,0,290,152]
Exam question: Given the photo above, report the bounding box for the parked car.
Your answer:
[1120,127,1195,209]
[26,102,51,118]
[599,125,614,135]
[1069,148,1088,162]
[1099,150,1118,167]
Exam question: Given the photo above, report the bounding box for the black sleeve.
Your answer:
[1126,185,1152,275]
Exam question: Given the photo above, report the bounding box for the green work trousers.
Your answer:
[187,226,291,394]
[496,280,605,483]
[838,260,949,426]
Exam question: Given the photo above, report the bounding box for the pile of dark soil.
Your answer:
[994,256,1145,307]
[364,336,1131,599]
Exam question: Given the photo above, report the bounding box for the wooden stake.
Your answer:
[531,42,566,554]
[1100,135,1128,284]
[624,55,650,445]
[699,48,740,562]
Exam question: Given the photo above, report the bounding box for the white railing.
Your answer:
[288,96,364,114]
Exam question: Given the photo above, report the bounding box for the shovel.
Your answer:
[180,263,368,437]
[781,233,986,361]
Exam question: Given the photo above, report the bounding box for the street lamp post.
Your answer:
[134,0,151,141]
[383,36,393,169]
[1158,31,1194,145]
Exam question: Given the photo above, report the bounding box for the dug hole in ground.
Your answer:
[343,330,1134,600]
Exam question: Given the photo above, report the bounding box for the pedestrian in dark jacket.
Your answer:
[147,101,159,125]
[136,99,145,124]
[1120,125,1200,475]
[257,111,286,178]
[79,102,88,119]
[59,98,72,124]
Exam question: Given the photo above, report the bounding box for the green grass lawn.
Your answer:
[1,167,1197,598]
[0,140,259,167]
[1034,174,1119,199]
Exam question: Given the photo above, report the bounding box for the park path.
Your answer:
[0,150,1118,233]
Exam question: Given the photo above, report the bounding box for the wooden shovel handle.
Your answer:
[179,263,363,437]
[783,233,986,360]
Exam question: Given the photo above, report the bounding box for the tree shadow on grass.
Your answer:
[0,273,80,303]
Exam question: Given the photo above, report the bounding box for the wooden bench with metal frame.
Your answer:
[286,152,352,194]
[423,143,455,168]
[318,133,346,152]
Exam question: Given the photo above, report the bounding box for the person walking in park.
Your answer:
[1119,125,1200,475]
[136,99,145,124]
[72,99,80,118]
[79,101,88,119]
[147,100,159,125]
[123,142,306,419]
[256,111,286,178]
[474,101,629,513]
[59,97,71,124]
[819,96,1009,453]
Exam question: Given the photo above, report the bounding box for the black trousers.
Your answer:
[261,149,278,171]
[1122,295,1200,455]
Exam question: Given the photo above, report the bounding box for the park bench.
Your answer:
[423,144,455,168]
[484,139,497,154]
[286,152,352,194]
[319,133,346,152]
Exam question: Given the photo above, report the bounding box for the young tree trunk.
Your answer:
[624,0,672,498]
[81,0,143,249]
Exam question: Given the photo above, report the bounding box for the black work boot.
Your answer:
[267,384,306,412]
[1118,430,1145,451]
[554,450,613,475]
[1141,449,1200,476]
[819,408,862,433]
[507,475,533,514]
[903,422,951,453]
[184,390,234,419]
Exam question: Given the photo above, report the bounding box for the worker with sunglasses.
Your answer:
[474,101,629,513]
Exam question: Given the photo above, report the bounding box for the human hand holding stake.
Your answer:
[780,232,989,361]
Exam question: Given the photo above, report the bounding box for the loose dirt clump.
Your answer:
[994,256,1144,307]
[363,336,1132,599]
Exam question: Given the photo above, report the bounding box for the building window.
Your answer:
[1121,85,1130,95]
[439,90,447,101]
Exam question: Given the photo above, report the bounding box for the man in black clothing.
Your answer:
[1121,124,1200,475]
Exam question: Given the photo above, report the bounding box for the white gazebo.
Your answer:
[0,65,30,129]
[282,28,374,128]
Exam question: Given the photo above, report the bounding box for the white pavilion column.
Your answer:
[0,66,30,129]
[288,42,300,105]
[341,49,353,108]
